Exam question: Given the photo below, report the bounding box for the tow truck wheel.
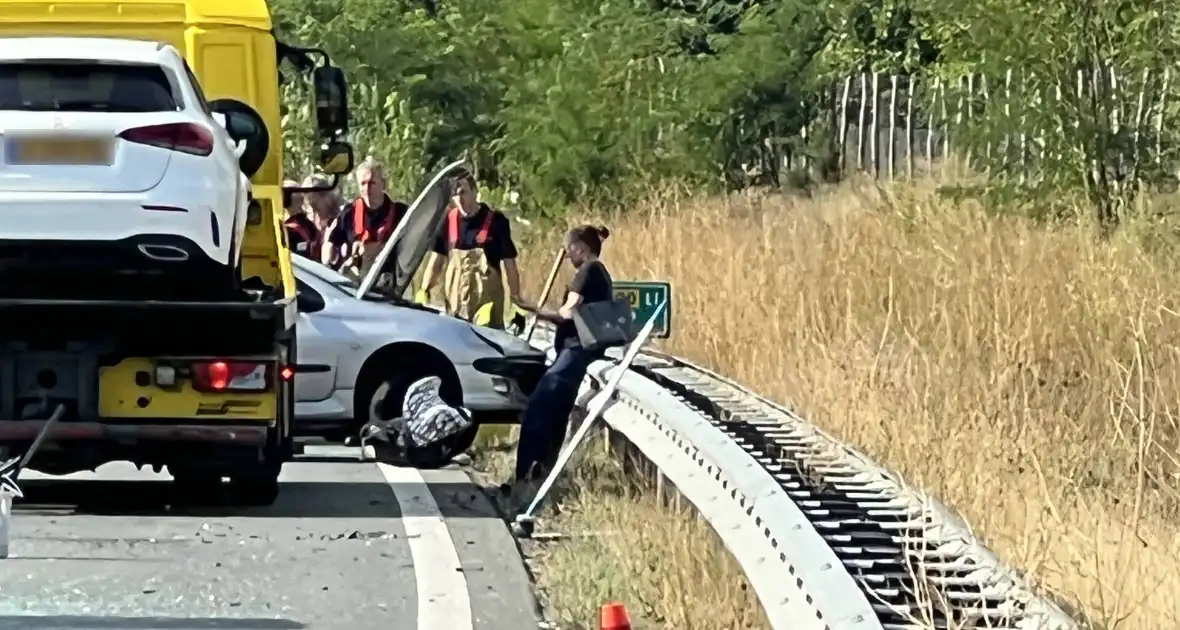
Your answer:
[168,468,224,506]
[227,427,284,506]
[228,455,281,506]
[228,472,280,506]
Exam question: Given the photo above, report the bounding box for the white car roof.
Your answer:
[0,37,175,65]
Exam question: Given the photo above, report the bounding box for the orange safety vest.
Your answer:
[352,197,399,244]
[447,208,494,249]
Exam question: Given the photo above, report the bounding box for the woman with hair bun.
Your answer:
[511,224,614,486]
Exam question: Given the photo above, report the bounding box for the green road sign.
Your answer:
[613,281,672,338]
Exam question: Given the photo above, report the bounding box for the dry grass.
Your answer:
[482,177,1180,629]
[471,427,769,629]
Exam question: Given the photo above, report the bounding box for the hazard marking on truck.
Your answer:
[196,400,263,416]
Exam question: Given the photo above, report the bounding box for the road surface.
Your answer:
[0,444,539,630]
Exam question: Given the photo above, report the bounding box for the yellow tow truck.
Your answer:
[0,0,354,505]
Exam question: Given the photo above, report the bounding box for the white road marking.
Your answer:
[377,461,474,630]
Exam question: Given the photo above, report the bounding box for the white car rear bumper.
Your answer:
[0,190,230,266]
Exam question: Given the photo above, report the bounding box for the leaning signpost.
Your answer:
[0,403,65,559]
[613,281,672,339]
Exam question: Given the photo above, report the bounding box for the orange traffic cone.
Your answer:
[598,601,631,630]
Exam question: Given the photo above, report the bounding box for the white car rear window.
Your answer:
[0,62,176,113]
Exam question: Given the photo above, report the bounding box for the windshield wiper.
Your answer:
[334,281,411,306]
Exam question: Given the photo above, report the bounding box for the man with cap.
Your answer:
[282,178,321,260]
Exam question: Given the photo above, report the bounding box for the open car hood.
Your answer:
[354,159,470,300]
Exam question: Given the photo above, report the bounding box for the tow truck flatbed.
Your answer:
[0,0,356,507]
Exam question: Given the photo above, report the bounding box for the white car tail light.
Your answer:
[119,122,213,157]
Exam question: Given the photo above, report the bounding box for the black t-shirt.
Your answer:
[327,195,408,246]
[327,196,408,274]
[284,213,320,259]
[430,204,518,270]
[555,259,613,351]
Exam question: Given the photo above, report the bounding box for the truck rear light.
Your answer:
[191,360,271,392]
[119,122,213,156]
[279,366,295,381]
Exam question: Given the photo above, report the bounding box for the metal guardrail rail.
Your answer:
[524,324,1081,630]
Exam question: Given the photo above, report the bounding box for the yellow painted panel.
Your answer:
[99,358,277,422]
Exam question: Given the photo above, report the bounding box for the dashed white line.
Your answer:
[376,461,474,630]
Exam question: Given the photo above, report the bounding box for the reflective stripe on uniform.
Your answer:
[353,197,398,243]
[285,218,317,254]
[446,208,494,249]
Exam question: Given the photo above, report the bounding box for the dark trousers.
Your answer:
[515,346,597,481]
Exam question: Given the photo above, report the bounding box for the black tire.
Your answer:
[355,364,460,433]
[227,426,284,506]
[169,468,224,505]
[400,422,479,469]
[228,473,280,506]
[450,423,480,458]
[357,367,468,470]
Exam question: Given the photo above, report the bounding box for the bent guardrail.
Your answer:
[522,323,1080,630]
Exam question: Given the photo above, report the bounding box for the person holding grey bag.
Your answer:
[511,224,619,487]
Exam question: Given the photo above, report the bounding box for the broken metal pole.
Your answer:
[1,404,66,559]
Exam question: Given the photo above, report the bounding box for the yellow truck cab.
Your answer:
[0,0,354,505]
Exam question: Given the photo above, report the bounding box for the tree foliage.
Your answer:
[272,0,1180,223]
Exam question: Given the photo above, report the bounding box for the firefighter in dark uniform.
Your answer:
[326,157,408,287]
[419,169,522,329]
[282,179,321,260]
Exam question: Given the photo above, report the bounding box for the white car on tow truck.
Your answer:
[0,37,250,300]
[290,161,547,461]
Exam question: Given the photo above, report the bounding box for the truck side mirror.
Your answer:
[312,66,349,138]
[208,99,270,179]
[318,142,354,176]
